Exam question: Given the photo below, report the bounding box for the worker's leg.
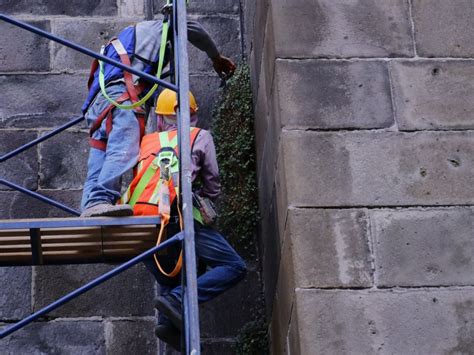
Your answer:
[81,84,140,210]
[169,224,247,304]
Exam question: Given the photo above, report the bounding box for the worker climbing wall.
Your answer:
[0,1,260,353]
[243,0,474,353]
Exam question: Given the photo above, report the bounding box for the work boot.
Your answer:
[80,203,133,217]
[155,322,181,352]
[155,295,183,331]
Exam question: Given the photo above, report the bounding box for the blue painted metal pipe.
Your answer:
[0,115,84,163]
[0,14,178,92]
[174,0,201,352]
[0,232,184,339]
[0,179,80,216]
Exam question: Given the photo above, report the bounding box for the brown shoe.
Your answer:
[80,203,133,217]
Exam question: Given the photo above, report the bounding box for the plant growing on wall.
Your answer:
[213,63,259,256]
[213,63,268,355]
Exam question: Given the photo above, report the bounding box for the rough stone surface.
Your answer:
[260,187,281,317]
[276,59,394,129]
[0,0,118,16]
[39,130,89,190]
[0,320,106,354]
[0,20,50,72]
[118,0,145,17]
[272,0,413,58]
[0,74,88,128]
[294,288,474,354]
[287,208,372,288]
[244,0,270,94]
[271,229,295,355]
[0,130,39,191]
[189,74,221,129]
[200,270,261,338]
[52,19,135,71]
[281,131,474,207]
[33,264,155,317]
[154,0,240,14]
[413,0,474,57]
[373,208,474,287]
[106,319,157,354]
[187,15,241,74]
[0,190,82,219]
[391,60,474,130]
[0,267,31,320]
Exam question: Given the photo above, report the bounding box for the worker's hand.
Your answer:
[212,54,236,80]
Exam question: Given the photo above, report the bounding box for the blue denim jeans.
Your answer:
[81,84,140,210]
[144,223,247,304]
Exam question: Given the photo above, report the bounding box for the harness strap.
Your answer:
[96,13,170,110]
[89,91,147,151]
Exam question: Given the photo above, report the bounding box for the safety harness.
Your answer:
[120,127,203,277]
[87,0,171,151]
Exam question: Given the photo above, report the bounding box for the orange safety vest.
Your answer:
[120,127,202,277]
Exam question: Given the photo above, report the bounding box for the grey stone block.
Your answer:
[0,74,88,128]
[187,15,241,74]
[391,61,474,130]
[275,59,394,129]
[52,19,135,71]
[0,130,39,191]
[413,0,474,57]
[200,270,261,338]
[293,288,474,354]
[154,0,240,14]
[38,130,89,190]
[272,0,413,58]
[0,0,117,16]
[281,130,474,207]
[189,74,221,129]
[287,208,372,288]
[106,319,157,354]
[260,186,281,317]
[0,267,31,319]
[0,20,50,72]
[245,0,270,90]
[372,208,474,287]
[200,341,236,355]
[0,190,82,219]
[118,0,145,17]
[33,263,155,317]
[271,227,295,355]
[0,320,105,354]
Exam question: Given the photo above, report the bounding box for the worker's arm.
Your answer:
[187,20,236,80]
[192,130,221,201]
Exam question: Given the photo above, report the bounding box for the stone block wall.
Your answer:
[0,1,253,353]
[243,0,474,353]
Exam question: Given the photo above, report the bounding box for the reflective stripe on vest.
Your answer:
[122,127,203,223]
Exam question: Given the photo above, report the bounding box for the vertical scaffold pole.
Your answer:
[174,0,201,353]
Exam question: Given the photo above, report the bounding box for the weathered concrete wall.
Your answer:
[243,0,474,353]
[0,1,254,353]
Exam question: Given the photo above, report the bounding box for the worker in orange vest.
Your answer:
[135,90,247,351]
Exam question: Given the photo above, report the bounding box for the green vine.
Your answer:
[213,63,259,257]
[212,64,268,354]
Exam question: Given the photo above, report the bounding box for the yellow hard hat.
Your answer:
[155,89,198,115]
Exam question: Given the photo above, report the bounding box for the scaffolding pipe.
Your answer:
[0,232,184,339]
[0,179,80,216]
[174,0,201,352]
[0,115,84,163]
[0,14,177,92]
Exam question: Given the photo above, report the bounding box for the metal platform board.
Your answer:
[0,216,161,266]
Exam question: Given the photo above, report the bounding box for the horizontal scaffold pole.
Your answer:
[0,115,84,163]
[0,14,178,92]
[0,179,80,216]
